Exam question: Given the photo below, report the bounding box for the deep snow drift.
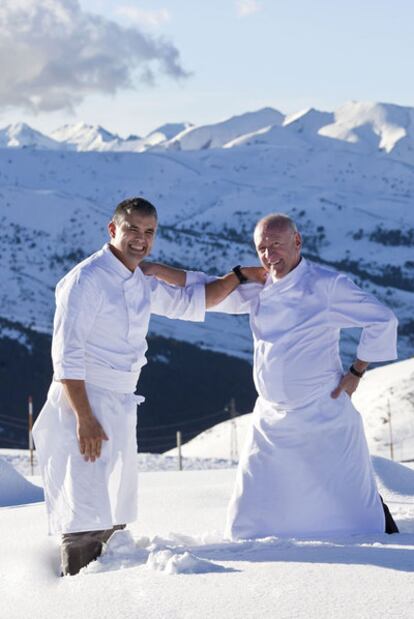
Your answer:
[0,453,413,619]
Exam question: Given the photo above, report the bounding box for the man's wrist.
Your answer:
[232,265,248,284]
[349,362,368,378]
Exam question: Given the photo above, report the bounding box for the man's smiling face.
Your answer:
[254,222,302,280]
[108,211,157,271]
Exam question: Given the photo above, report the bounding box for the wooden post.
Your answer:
[176,431,182,471]
[229,398,238,463]
[28,396,34,476]
[387,399,394,461]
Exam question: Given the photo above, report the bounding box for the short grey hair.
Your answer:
[254,213,298,237]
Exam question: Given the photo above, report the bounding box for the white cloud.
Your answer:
[115,6,171,29]
[0,0,187,113]
[236,0,262,17]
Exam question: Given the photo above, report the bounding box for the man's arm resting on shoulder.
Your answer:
[60,379,108,462]
[204,268,264,308]
[331,359,369,399]
[141,262,266,309]
[140,262,186,286]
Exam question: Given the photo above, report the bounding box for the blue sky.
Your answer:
[0,0,413,137]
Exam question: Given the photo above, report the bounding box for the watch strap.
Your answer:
[232,265,248,284]
[349,364,365,378]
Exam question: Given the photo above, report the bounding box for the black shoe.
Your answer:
[380,495,399,534]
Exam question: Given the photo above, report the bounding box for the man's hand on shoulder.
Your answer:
[241,266,267,284]
[139,261,159,277]
[140,262,186,287]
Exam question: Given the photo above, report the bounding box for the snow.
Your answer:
[0,122,63,150]
[165,107,284,150]
[318,101,414,157]
[0,457,43,506]
[50,122,121,151]
[1,358,414,617]
[0,102,413,372]
[0,454,413,618]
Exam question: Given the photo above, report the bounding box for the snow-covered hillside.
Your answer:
[319,101,414,158]
[0,123,63,150]
[51,122,121,151]
[0,109,412,362]
[166,358,414,462]
[164,107,284,150]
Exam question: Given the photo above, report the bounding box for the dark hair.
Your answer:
[112,197,158,224]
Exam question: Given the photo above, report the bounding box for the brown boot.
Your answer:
[61,525,127,576]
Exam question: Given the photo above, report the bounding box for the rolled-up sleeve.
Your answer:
[52,272,102,379]
[149,278,206,321]
[328,274,398,362]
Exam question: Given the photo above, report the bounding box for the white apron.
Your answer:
[225,390,385,539]
[186,260,396,539]
[33,380,144,535]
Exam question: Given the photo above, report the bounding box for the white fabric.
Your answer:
[34,382,140,535]
[187,259,398,538]
[33,244,205,535]
[52,244,205,385]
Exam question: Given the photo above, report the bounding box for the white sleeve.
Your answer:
[52,271,102,380]
[328,274,398,362]
[149,277,205,321]
[185,270,258,315]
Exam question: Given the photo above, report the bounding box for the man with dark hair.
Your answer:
[33,197,264,576]
[146,212,399,538]
[112,197,158,225]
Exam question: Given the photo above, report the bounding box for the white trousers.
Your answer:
[225,391,385,539]
[33,382,141,535]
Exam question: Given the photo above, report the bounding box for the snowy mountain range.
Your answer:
[2,101,414,163]
[0,100,413,449]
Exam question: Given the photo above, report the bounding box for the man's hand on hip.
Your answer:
[331,372,361,399]
[331,359,368,399]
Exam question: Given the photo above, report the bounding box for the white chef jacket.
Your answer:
[52,243,205,392]
[187,258,398,538]
[187,258,397,410]
[33,244,205,535]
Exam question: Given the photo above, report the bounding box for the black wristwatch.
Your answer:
[232,265,248,284]
[349,364,365,378]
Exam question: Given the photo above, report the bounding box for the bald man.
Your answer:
[145,213,399,539]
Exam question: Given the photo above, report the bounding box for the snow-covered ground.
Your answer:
[0,454,414,619]
[1,356,414,618]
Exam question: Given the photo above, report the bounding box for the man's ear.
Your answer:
[108,221,116,238]
[295,232,302,249]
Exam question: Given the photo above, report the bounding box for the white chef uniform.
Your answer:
[33,244,205,535]
[187,258,398,538]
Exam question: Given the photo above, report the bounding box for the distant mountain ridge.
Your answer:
[2,101,414,164]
